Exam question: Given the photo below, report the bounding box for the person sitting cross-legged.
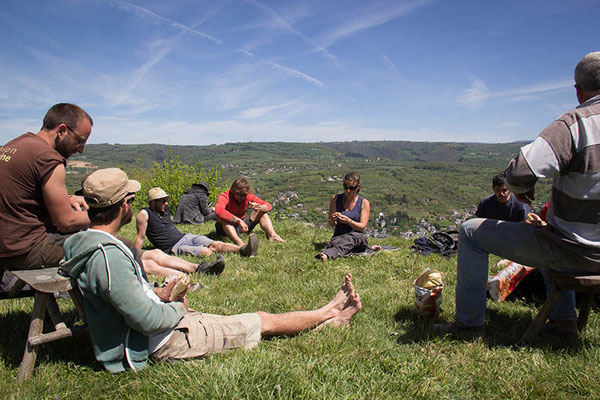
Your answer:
[215,178,284,246]
[60,168,362,372]
[135,187,259,274]
[317,172,381,261]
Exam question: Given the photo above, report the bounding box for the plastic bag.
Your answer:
[487,260,534,302]
[414,268,443,318]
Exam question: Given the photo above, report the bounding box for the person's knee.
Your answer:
[143,249,164,261]
[459,218,483,240]
[209,241,222,251]
[256,311,271,334]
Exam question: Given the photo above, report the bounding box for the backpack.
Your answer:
[410,230,459,258]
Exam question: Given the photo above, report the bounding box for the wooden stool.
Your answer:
[5,268,86,382]
[521,270,600,343]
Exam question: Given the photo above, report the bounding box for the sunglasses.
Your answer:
[343,183,359,190]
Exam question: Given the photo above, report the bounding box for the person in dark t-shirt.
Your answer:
[135,187,259,264]
[0,103,93,271]
[475,173,530,222]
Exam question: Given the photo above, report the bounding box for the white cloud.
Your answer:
[266,61,324,87]
[246,0,340,65]
[458,79,490,110]
[112,0,223,44]
[317,0,434,49]
[457,78,573,109]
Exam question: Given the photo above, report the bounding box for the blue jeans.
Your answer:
[456,218,577,327]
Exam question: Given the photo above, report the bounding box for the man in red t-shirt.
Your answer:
[0,103,93,271]
[215,178,285,246]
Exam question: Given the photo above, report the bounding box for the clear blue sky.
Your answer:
[1,0,599,145]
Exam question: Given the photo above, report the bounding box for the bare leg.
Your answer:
[259,274,357,336]
[209,241,242,253]
[220,222,245,246]
[140,258,184,277]
[256,213,285,242]
[142,249,196,274]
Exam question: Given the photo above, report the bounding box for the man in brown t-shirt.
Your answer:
[0,103,93,270]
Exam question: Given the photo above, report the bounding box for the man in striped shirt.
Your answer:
[438,51,600,338]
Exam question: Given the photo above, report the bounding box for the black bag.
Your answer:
[410,230,458,258]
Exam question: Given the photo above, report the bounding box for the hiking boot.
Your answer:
[195,255,226,275]
[433,321,486,339]
[542,320,579,339]
[240,234,259,257]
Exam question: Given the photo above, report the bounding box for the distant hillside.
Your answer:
[67,140,548,235]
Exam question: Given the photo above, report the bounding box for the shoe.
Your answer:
[195,255,226,275]
[240,234,259,257]
[188,282,203,292]
[542,320,579,339]
[433,321,486,339]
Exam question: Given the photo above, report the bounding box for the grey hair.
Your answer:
[574,51,600,93]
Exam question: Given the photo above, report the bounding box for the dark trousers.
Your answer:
[321,232,369,260]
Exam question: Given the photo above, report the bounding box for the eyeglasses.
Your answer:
[343,183,359,191]
[65,125,87,150]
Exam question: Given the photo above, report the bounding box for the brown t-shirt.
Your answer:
[0,133,66,257]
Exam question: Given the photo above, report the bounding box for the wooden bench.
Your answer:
[1,267,86,382]
[521,270,600,343]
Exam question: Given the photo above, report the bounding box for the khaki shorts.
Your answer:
[152,311,262,360]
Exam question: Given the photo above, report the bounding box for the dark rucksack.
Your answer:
[410,230,459,258]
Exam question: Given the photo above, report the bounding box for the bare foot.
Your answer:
[268,234,286,243]
[323,291,362,328]
[326,274,353,312]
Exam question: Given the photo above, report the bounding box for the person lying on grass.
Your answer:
[215,178,285,246]
[60,168,362,372]
[317,172,381,261]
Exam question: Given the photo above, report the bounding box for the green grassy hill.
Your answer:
[66,140,550,234]
[2,220,599,399]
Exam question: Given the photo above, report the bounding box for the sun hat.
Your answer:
[81,168,141,208]
[148,187,169,202]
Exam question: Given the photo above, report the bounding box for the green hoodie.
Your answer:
[61,230,186,372]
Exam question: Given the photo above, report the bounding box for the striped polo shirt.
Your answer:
[505,94,600,270]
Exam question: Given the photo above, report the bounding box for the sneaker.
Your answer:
[542,320,579,339]
[195,255,226,275]
[433,321,486,339]
[240,234,259,257]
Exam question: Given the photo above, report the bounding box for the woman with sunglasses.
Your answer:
[317,172,380,261]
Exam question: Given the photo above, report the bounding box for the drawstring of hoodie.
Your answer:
[98,243,112,292]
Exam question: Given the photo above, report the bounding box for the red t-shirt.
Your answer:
[0,133,65,256]
[215,190,272,222]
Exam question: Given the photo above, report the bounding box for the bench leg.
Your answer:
[577,293,593,333]
[17,291,48,382]
[521,288,563,344]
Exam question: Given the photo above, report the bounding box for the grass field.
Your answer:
[2,220,599,399]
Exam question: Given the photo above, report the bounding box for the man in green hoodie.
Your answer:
[61,168,362,372]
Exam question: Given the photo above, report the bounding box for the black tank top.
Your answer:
[144,206,184,252]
